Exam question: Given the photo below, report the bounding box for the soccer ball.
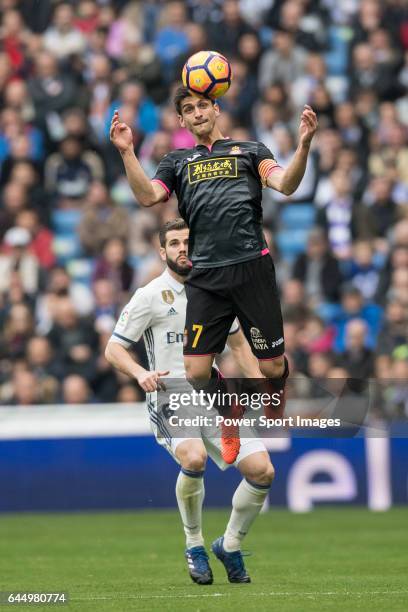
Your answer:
[182,50,232,99]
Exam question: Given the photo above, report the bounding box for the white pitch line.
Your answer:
[70,590,408,601]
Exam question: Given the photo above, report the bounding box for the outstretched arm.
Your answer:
[267,105,318,196]
[110,110,168,207]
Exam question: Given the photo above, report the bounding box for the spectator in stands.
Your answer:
[346,240,380,300]
[44,135,103,202]
[78,181,129,256]
[154,0,189,72]
[9,369,42,406]
[25,336,61,403]
[337,319,375,379]
[208,0,255,57]
[28,51,78,130]
[15,209,55,270]
[376,299,408,357]
[0,227,39,296]
[292,228,343,305]
[92,237,134,296]
[117,382,143,403]
[47,296,99,381]
[316,169,355,259]
[258,28,307,92]
[0,302,35,360]
[43,2,86,61]
[331,286,383,352]
[0,181,29,239]
[62,375,92,404]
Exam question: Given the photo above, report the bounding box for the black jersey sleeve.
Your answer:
[152,154,176,199]
[255,142,282,187]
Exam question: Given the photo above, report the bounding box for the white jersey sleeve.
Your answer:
[110,289,152,348]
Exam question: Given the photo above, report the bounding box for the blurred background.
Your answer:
[0,0,407,512]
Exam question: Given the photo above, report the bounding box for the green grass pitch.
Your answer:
[0,508,407,611]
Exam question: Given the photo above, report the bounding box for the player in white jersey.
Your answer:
[105,219,275,585]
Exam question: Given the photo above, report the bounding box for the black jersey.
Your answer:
[152,138,280,268]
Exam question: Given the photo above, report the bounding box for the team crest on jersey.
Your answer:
[229,145,242,154]
[161,290,174,305]
[188,157,238,184]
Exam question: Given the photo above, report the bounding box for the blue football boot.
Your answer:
[185,546,213,585]
[211,536,251,583]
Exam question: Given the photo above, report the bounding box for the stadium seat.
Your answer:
[280,204,315,230]
[52,235,83,265]
[276,228,309,261]
[324,26,349,77]
[51,209,82,235]
[66,258,95,286]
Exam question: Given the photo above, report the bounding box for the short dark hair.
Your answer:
[159,218,188,247]
[173,85,214,115]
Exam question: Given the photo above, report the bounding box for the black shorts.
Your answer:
[184,255,285,360]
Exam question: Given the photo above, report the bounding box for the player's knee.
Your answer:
[247,461,275,486]
[259,356,285,378]
[185,362,204,382]
[181,451,207,473]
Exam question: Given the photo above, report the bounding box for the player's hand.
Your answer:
[137,370,170,392]
[110,110,134,154]
[298,105,318,148]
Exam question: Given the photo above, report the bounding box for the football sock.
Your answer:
[176,469,205,548]
[223,478,271,552]
[263,356,290,419]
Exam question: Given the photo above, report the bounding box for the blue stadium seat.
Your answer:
[51,209,82,235]
[324,26,349,77]
[53,235,83,265]
[280,204,315,230]
[66,258,95,286]
[276,228,309,261]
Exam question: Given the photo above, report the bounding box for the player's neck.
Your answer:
[167,268,186,285]
[195,126,225,148]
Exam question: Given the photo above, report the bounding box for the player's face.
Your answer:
[160,229,190,276]
[179,96,220,138]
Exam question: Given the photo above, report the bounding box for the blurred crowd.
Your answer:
[0,0,407,416]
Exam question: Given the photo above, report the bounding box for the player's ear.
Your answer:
[214,103,220,117]
[178,113,185,128]
[159,246,167,262]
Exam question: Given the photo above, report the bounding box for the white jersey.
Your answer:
[109,268,239,377]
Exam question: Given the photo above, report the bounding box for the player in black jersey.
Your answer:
[110,87,317,459]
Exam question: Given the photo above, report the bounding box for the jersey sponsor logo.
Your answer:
[271,337,284,348]
[166,331,184,344]
[250,327,269,351]
[167,307,177,316]
[229,145,242,154]
[161,290,175,304]
[187,157,238,184]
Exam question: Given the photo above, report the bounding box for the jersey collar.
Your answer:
[195,137,231,151]
[163,268,185,294]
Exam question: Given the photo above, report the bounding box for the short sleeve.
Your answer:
[152,154,176,200]
[255,142,282,187]
[110,290,152,347]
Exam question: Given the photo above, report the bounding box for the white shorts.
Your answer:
[146,386,267,471]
